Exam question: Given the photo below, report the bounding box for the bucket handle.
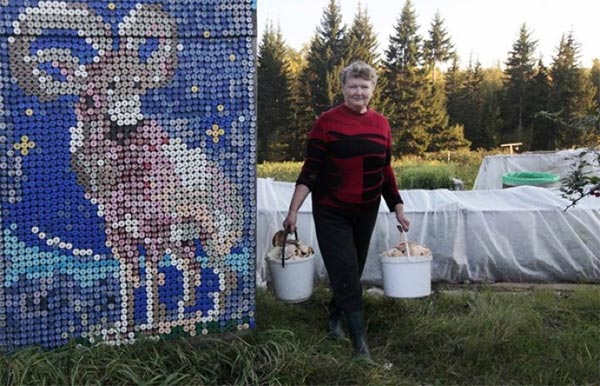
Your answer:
[281,229,299,267]
[397,225,412,261]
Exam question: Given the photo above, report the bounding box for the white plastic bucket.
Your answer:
[268,254,315,303]
[380,255,432,298]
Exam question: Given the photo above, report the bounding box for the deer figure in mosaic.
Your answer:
[8,1,244,339]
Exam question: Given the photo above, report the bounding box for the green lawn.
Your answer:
[1,283,598,385]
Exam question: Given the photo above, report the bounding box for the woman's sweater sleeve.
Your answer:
[296,119,327,191]
[381,122,403,211]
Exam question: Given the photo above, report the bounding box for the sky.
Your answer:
[257,0,599,69]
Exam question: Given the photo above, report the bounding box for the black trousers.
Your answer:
[313,202,379,314]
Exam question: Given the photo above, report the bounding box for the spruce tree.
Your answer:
[384,0,421,72]
[426,81,470,151]
[285,45,309,160]
[301,0,349,115]
[257,23,294,162]
[445,53,464,127]
[478,91,502,149]
[529,59,553,150]
[423,11,454,84]
[478,68,503,149]
[422,12,467,152]
[347,2,378,65]
[383,0,430,155]
[461,59,485,145]
[346,3,393,116]
[294,0,349,154]
[501,23,538,145]
[549,32,597,147]
[449,59,501,149]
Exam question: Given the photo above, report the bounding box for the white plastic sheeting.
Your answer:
[256,178,600,286]
[473,149,598,190]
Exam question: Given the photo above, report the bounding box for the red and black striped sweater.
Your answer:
[296,104,403,211]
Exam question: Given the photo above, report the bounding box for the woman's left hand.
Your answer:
[395,204,410,232]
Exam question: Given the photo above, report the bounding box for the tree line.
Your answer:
[257,0,599,162]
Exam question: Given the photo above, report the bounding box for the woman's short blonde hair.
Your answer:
[341,60,378,87]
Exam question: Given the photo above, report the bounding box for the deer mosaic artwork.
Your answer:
[5,1,248,341]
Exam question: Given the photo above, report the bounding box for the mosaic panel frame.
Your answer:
[0,0,257,349]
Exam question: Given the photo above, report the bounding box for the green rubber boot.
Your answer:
[345,311,372,361]
[327,308,345,339]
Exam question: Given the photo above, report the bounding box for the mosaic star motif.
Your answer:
[207,124,225,143]
[13,135,35,156]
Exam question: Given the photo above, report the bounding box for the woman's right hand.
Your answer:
[283,211,298,233]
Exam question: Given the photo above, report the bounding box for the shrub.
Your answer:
[421,148,495,189]
[396,164,455,190]
[561,148,600,209]
[257,161,301,182]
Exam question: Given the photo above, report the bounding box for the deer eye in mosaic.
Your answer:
[0,0,257,350]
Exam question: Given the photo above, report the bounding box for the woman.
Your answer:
[283,60,410,359]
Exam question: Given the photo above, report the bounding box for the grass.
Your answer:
[257,149,497,190]
[1,283,598,385]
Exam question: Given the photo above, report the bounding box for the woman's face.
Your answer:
[342,76,374,113]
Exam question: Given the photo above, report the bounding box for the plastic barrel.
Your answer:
[502,171,560,188]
